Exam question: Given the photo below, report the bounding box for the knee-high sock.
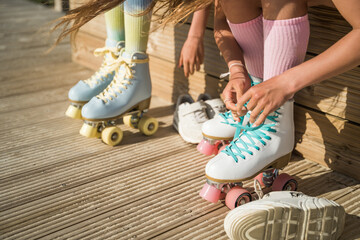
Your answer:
[227,15,264,79]
[124,0,153,53]
[263,15,310,81]
[104,4,125,47]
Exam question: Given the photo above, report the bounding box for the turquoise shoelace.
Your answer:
[222,110,280,162]
[216,78,262,141]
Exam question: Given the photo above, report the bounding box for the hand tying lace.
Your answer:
[83,47,119,88]
[222,110,280,162]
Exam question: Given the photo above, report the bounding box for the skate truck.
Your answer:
[200,166,297,209]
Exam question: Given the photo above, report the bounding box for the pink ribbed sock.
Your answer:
[263,15,310,81]
[227,15,264,79]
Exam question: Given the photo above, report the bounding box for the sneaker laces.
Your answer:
[212,104,226,115]
[222,110,280,162]
[194,107,208,123]
[83,47,120,88]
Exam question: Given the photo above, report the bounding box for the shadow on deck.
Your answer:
[0,0,359,239]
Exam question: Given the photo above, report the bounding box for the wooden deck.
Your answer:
[0,0,359,239]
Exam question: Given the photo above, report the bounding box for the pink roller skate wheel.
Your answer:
[197,139,217,156]
[225,186,252,210]
[272,173,298,191]
[199,183,221,203]
[254,172,266,188]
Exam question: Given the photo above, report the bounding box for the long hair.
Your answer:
[51,0,212,46]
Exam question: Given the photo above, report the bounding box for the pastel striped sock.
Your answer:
[263,15,310,81]
[104,4,125,47]
[124,0,153,53]
[227,15,264,79]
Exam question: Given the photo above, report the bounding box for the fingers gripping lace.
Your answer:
[222,110,280,162]
[83,47,119,88]
[219,110,251,140]
[97,58,134,103]
[217,78,261,126]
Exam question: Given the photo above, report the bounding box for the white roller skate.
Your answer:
[224,191,346,240]
[197,76,262,156]
[79,50,158,146]
[200,100,297,209]
[65,41,124,119]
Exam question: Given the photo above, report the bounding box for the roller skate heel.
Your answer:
[65,41,124,119]
[200,100,297,209]
[80,51,158,146]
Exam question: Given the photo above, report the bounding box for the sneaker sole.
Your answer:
[224,196,345,240]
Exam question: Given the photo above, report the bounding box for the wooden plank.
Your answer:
[294,105,360,181]
[0,98,171,179]
[0,64,89,98]
[0,43,72,71]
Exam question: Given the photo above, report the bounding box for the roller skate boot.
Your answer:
[200,100,297,209]
[80,50,158,146]
[65,41,124,119]
[197,76,262,156]
[224,191,346,240]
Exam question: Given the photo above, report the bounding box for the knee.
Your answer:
[262,0,307,20]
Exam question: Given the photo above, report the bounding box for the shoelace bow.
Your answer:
[222,110,280,162]
[97,58,135,103]
[83,47,119,88]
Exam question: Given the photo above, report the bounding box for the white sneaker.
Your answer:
[173,94,209,144]
[196,93,226,119]
[204,98,226,119]
[224,191,346,240]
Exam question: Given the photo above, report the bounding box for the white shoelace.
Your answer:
[83,47,119,88]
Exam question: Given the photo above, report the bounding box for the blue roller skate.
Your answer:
[65,41,124,119]
[79,50,158,146]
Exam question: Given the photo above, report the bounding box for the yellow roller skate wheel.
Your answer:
[123,115,136,128]
[101,126,123,146]
[80,123,98,138]
[138,116,158,136]
[65,105,82,119]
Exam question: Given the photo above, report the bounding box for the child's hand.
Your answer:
[222,71,252,122]
[236,75,294,126]
[178,36,204,78]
